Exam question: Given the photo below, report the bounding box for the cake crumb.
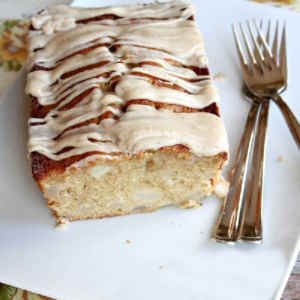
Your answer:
[159,265,163,269]
[214,176,229,199]
[126,239,130,244]
[55,217,69,230]
[278,156,283,162]
[213,73,227,82]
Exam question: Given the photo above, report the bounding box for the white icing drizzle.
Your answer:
[26,1,228,161]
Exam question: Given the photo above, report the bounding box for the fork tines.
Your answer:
[232,20,287,82]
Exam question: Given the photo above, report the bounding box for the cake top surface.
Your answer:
[26,0,228,161]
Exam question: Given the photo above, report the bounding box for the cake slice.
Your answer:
[26,1,229,222]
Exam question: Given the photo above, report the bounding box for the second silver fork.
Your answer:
[236,20,289,243]
[211,20,288,245]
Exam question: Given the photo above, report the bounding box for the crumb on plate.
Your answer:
[55,217,69,230]
[213,73,227,82]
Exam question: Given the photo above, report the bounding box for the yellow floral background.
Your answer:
[0,0,299,299]
[0,19,29,97]
[252,0,296,3]
[0,20,29,71]
[0,283,54,300]
[251,0,300,11]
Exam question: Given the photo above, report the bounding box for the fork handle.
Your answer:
[211,101,260,244]
[237,99,270,244]
[271,92,300,149]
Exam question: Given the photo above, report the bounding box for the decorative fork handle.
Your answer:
[211,101,260,244]
[270,92,300,149]
[237,99,270,244]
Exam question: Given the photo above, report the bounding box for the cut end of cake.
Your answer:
[40,150,227,222]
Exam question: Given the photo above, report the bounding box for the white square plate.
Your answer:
[0,0,299,299]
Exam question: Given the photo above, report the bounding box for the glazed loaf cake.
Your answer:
[26,1,229,223]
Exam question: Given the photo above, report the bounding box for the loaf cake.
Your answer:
[26,1,229,223]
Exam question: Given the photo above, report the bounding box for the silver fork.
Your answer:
[211,21,288,245]
[211,92,260,244]
[233,20,300,148]
[237,89,269,244]
[236,21,288,244]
